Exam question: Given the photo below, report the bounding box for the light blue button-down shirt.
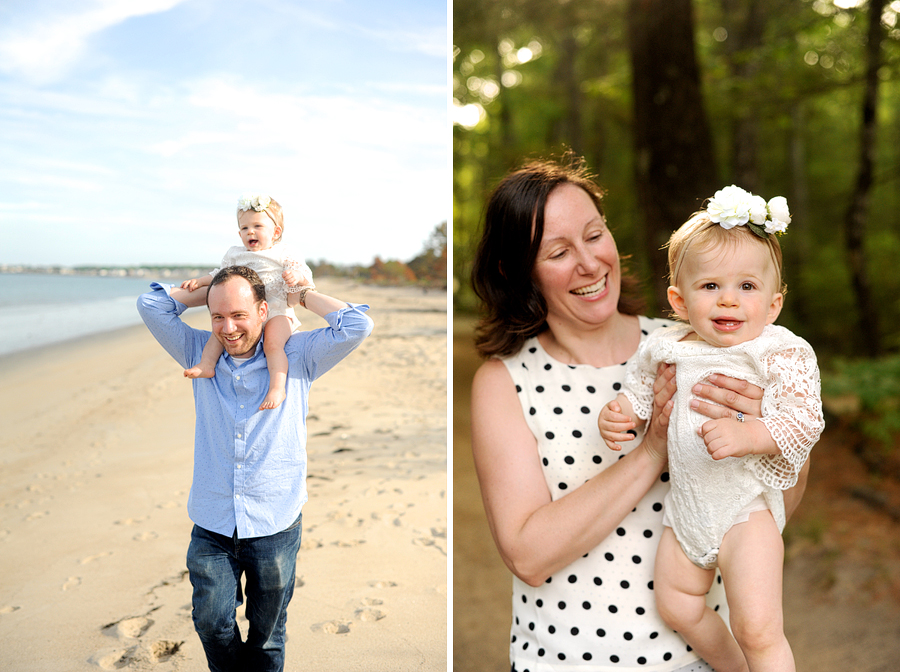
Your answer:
[137,283,373,539]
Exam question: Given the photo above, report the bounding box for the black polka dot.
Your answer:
[558,482,568,490]
[558,601,566,610]
[610,655,619,663]
[586,386,596,393]
[521,595,527,603]
[650,631,659,639]
[545,431,555,440]
[542,458,549,466]
[562,384,571,391]
[652,502,663,512]
[660,471,670,482]
[596,628,606,637]
[564,456,574,464]
[593,577,602,586]
[570,627,579,635]
[632,556,642,564]
[536,385,545,393]
[592,455,602,464]
[529,407,537,416]
[580,406,591,414]
[538,649,545,657]
[516,385,522,392]
[624,632,633,640]
[582,601,591,609]
[616,527,626,536]
[643,530,653,538]
[536,599,543,607]
[558,653,566,661]
[636,607,645,615]
[573,430,583,438]
[544,364,552,371]
[529,347,537,353]
[553,407,563,415]
[567,575,577,584]
[528,622,535,630]
[608,604,617,613]
[620,580,630,589]
[523,642,529,650]
[663,652,672,661]
[604,552,614,561]
[613,382,621,390]
[583,653,593,661]
[638,656,647,665]
[648,581,654,590]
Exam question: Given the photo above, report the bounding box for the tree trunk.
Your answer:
[843,0,885,357]
[628,0,719,313]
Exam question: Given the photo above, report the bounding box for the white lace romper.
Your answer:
[623,323,824,569]
[212,242,313,330]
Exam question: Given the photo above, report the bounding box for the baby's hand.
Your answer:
[699,417,768,460]
[282,269,310,288]
[598,400,636,452]
[181,278,200,292]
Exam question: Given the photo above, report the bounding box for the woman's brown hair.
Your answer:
[471,155,645,359]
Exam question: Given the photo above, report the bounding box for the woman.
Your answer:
[470,157,809,672]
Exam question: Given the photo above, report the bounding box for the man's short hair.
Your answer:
[207,266,267,306]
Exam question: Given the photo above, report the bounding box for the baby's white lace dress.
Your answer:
[212,243,313,330]
[623,324,824,569]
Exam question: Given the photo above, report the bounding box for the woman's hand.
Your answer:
[690,372,763,421]
[641,363,676,465]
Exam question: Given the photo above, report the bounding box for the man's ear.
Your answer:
[259,300,269,322]
[667,286,689,320]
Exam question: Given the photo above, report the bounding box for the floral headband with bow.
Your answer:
[706,185,790,239]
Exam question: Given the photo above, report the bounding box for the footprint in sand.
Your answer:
[368,580,398,589]
[104,616,154,639]
[354,607,386,622]
[0,605,20,614]
[62,576,81,591]
[133,531,158,542]
[312,620,351,634]
[81,551,113,565]
[25,510,49,522]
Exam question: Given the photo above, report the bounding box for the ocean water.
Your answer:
[0,273,188,357]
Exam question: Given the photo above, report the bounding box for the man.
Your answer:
[137,265,373,671]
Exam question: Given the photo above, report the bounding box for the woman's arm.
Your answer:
[471,360,674,587]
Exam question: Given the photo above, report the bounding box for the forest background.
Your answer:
[453,1,900,670]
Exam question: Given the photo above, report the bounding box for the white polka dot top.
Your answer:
[501,316,729,672]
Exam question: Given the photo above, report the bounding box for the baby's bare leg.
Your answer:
[260,316,293,410]
[655,527,748,672]
[169,285,209,308]
[718,510,794,672]
[185,334,223,379]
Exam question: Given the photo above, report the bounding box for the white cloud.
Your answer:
[0,0,187,83]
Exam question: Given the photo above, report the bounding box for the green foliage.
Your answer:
[823,355,900,449]
[453,0,900,356]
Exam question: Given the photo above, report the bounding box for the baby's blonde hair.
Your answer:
[236,197,285,243]
[667,211,786,295]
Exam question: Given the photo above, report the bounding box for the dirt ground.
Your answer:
[453,316,900,672]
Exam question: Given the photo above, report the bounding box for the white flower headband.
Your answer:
[706,185,790,239]
[237,194,272,213]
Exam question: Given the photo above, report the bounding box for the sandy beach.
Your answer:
[453,316,900,672]
[0,279,447,671]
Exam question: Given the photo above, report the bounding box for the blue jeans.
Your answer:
[186,515,302,672]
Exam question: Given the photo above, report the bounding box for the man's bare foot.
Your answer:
[184,365,215,379]
[259,388,286,410]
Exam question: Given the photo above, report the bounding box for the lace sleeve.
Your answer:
[623,340,658,421]
[748,343,825,490]
[283,256,315,293]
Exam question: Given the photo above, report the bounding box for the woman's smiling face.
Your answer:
[532,183,622,329]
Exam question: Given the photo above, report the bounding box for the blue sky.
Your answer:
[0,0,448,268]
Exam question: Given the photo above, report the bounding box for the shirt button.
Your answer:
[237,433,242,438]
[237,464,242,469]
[235,494,240,499]
[236,375,241,380]
[240,405,244,409]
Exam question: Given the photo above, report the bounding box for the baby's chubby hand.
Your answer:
[282,269,310,288]
[699,417,768,460]
[598,400,636,452]
[181,278,201,291]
